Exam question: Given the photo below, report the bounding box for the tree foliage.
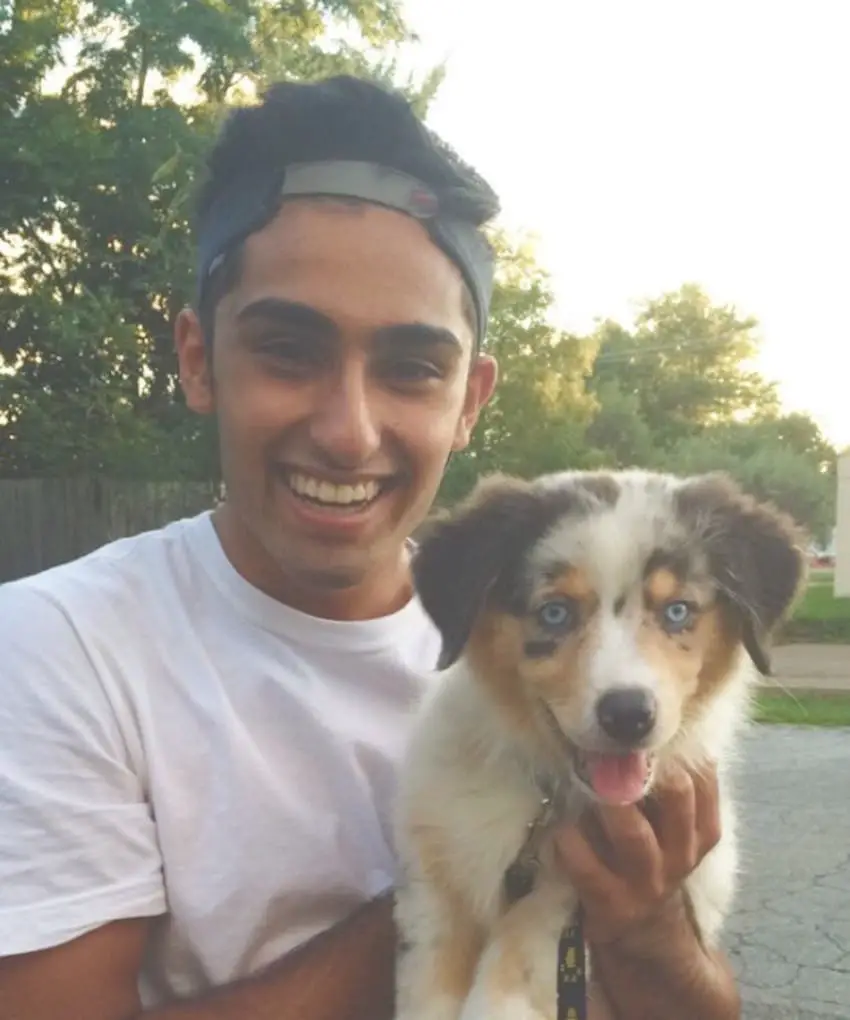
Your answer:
[662,416,836,544]
[440,235,598,502]
[0,0,435,478]
[580,286,836,540]
[0,5,837,542]
[588,284,779,450]
[583,380,656,470]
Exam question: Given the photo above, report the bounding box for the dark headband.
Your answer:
[196,160,494,348]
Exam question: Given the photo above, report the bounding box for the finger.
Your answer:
[556,823,622,905]
[691,760,723,857]
[649,762,698,878]
[577,808,619,872]
[556,823,647,946]
[595,802,660,880]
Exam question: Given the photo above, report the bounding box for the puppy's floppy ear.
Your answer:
[413,474,543,670]
[676,473,808,675]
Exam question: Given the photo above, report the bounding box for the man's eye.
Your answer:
[257,337,308,357]
[256,338,318,371]
[385,360,443,383]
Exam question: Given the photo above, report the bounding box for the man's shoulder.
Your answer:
[0,512,209,642]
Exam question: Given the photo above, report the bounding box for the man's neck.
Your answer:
[211,504,414,622]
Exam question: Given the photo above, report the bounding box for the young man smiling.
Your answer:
[0,76,740,1020]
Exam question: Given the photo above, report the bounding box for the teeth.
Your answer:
[288,472,381,506]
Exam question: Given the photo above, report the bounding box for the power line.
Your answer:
[551,332,761,367]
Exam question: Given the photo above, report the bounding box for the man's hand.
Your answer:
[555,761,740,1020]
[557,760,721,946]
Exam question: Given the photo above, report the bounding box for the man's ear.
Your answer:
[175,306,215,415]
[452,354,498,453]
[676,473,808,675]
[413,473,542,670]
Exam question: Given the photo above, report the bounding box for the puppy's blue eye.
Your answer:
[662,600,693,632]
[536,599,575,632]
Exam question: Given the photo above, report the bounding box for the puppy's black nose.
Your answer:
[596,688,657,744]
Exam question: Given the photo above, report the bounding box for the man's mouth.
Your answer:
[284,470,388,512]
[571,746,655,805]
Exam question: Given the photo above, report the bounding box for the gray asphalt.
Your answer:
[722,725,850,1019]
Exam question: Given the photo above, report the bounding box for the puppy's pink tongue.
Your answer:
[584,751,649,804]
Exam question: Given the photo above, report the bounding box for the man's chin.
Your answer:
[291,559,366,591]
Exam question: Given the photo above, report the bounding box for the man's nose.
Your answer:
[309,366,381,467]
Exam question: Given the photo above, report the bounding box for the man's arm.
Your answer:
[590,894,740,1020]
[0,583,398,1020]
[143,892,396,1020]
[0,893,396,1020]
[557,762,740,1020]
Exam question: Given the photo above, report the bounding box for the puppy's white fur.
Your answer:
[394,470,805,1020]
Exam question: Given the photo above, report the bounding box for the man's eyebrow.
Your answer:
[235,298,338,336]
[373,323,463,354]
[235,300,464,354]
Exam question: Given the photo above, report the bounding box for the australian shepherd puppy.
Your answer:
[394,469,806,1020]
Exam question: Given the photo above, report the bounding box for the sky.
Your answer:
[398,0,850,448]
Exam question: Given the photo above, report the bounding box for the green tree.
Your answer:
[710,411,836,474]
[440,235,599,503]
[655,409,836,543]
[580,287,836,537]
[588,284,779,450]
[582,379,656,470]
[0,0,434,479]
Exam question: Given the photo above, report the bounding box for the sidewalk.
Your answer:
[766,644,850,695]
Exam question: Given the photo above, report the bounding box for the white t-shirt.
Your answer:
[0,511,440,1007]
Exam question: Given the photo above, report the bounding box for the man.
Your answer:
[0,76,740,1019]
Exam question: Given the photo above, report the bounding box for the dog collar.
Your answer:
[501,752,588,1019]
[503,776,561,903]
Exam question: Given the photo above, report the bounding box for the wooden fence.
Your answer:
[0,478,220,584]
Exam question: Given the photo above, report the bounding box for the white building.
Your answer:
[836,450,850,597]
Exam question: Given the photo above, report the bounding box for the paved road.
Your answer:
[722,725,850,1018]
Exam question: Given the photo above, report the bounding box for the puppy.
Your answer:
[394,469,806,1020]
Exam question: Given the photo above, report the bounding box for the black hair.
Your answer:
[193,74,501,345]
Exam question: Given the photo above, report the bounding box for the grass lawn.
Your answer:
[796,573,850,619]
[783,568,850,643]
[753,690,850,727]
